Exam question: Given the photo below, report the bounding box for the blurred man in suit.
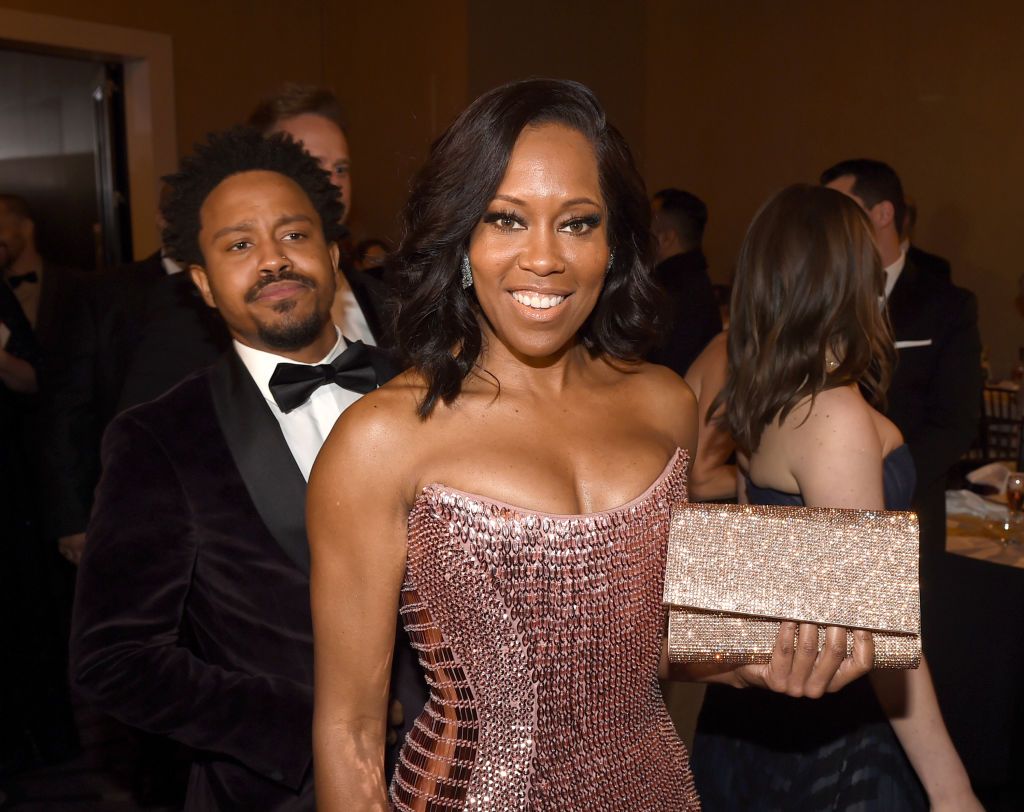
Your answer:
[902,196,952,281]
[822,159,981,545]
[44,197,231,566]
[72,128,419,810]
[249,84,390,345]
[647,188,721,377]
[823,158,998,788]
[0,194,83,355]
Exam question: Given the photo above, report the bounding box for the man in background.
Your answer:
[822,159,1009,794]
[248,84,390,345]
[647,188,721,377]
[44,195,231,567]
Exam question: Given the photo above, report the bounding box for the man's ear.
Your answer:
[328,241,340,272]
[189,265,217,309]
[871,200,896,230]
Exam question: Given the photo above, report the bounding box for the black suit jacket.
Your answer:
[906,243,951,281]
[41,253,231,537]
[646,250,722,377]
[343,264,392,347]
[71,347,418,810]
[886,259,982,502]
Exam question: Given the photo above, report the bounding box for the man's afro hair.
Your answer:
[161,126,345,266]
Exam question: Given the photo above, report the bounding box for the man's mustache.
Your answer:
[245,269,316,302]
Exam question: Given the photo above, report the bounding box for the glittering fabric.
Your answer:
[390,449,700,811]
[664,503,921,669]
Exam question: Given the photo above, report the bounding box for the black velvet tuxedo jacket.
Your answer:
[71,346,402,810]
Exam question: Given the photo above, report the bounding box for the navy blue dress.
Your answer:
[690,445,928,811]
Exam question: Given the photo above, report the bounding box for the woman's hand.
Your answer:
[732,622,874,697]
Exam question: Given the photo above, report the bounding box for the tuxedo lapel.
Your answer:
[885,260,921,339]
[208,351,310,575]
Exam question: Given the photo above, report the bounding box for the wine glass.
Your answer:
[1005,472,1024,545]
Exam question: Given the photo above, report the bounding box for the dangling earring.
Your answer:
[606,250,616,272]
[460,253,474,289]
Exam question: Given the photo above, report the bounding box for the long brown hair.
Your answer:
[719,184,895,454]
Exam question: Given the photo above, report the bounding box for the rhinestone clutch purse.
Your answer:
[663,503,921,669]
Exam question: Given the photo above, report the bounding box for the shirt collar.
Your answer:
[884,251,907,299]
[233,326,345,407]
[160,252,184,275]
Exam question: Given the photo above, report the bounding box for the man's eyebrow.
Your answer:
[210,214,313,242]
[211,220,254,241]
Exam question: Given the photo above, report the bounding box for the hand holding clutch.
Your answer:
[663,503,921,692]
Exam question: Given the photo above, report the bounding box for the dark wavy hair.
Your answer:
[719,184,895,454]
[161,127,345,266]
[391,78,661,417]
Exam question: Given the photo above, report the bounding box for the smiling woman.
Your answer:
[306,79,875,812]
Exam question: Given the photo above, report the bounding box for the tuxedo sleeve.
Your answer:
[70,411,312,790]
[906,288,983,490]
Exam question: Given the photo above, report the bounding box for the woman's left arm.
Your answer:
[793,390,980,810]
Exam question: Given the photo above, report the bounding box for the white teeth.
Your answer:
[511,291,566,309]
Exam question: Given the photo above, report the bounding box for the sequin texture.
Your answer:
[390,449,700,811]
[664,503,921,669]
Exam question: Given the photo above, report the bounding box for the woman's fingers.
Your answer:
[763,621,798,692]
[827,629,874,693]
[803,625,848,698]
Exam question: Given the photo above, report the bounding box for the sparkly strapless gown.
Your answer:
[390,449,700,811]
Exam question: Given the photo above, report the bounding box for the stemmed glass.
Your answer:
[1004,473,1024,545]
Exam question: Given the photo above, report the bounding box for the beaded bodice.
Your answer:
[390,449,700,811]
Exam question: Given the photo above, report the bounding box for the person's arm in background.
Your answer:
[0,337,37,392]
[684,332,736,501]
[0,283,39,393]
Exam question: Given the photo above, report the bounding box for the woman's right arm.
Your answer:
[683,332,737,501]
[307,396,413,811]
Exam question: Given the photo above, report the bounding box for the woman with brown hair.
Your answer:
[690,184,980,811]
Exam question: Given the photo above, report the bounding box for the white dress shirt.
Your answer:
[233,327,363,481]
[884,251,907,300]
[332,272,375,346]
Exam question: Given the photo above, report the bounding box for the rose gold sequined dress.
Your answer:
[390,448,700,811]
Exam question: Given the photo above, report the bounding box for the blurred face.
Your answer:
[272,113,351,224]
[0,203,29,271]
[468,123,610,363]
[190,170,339,356]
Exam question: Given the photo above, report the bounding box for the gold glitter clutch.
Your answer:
[663,503,921,669]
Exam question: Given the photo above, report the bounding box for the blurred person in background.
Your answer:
[249,84,391,345]
[647,188,721,376]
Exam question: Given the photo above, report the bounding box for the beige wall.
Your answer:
[644,0,1024,377]
[3,0,1020,372]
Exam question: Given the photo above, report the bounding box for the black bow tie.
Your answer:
[7,271,38,289]
[268,340,379,413]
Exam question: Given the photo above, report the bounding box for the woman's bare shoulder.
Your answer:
[608,360,698,448]
[779,385,882,457]
[314,369,429,495]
